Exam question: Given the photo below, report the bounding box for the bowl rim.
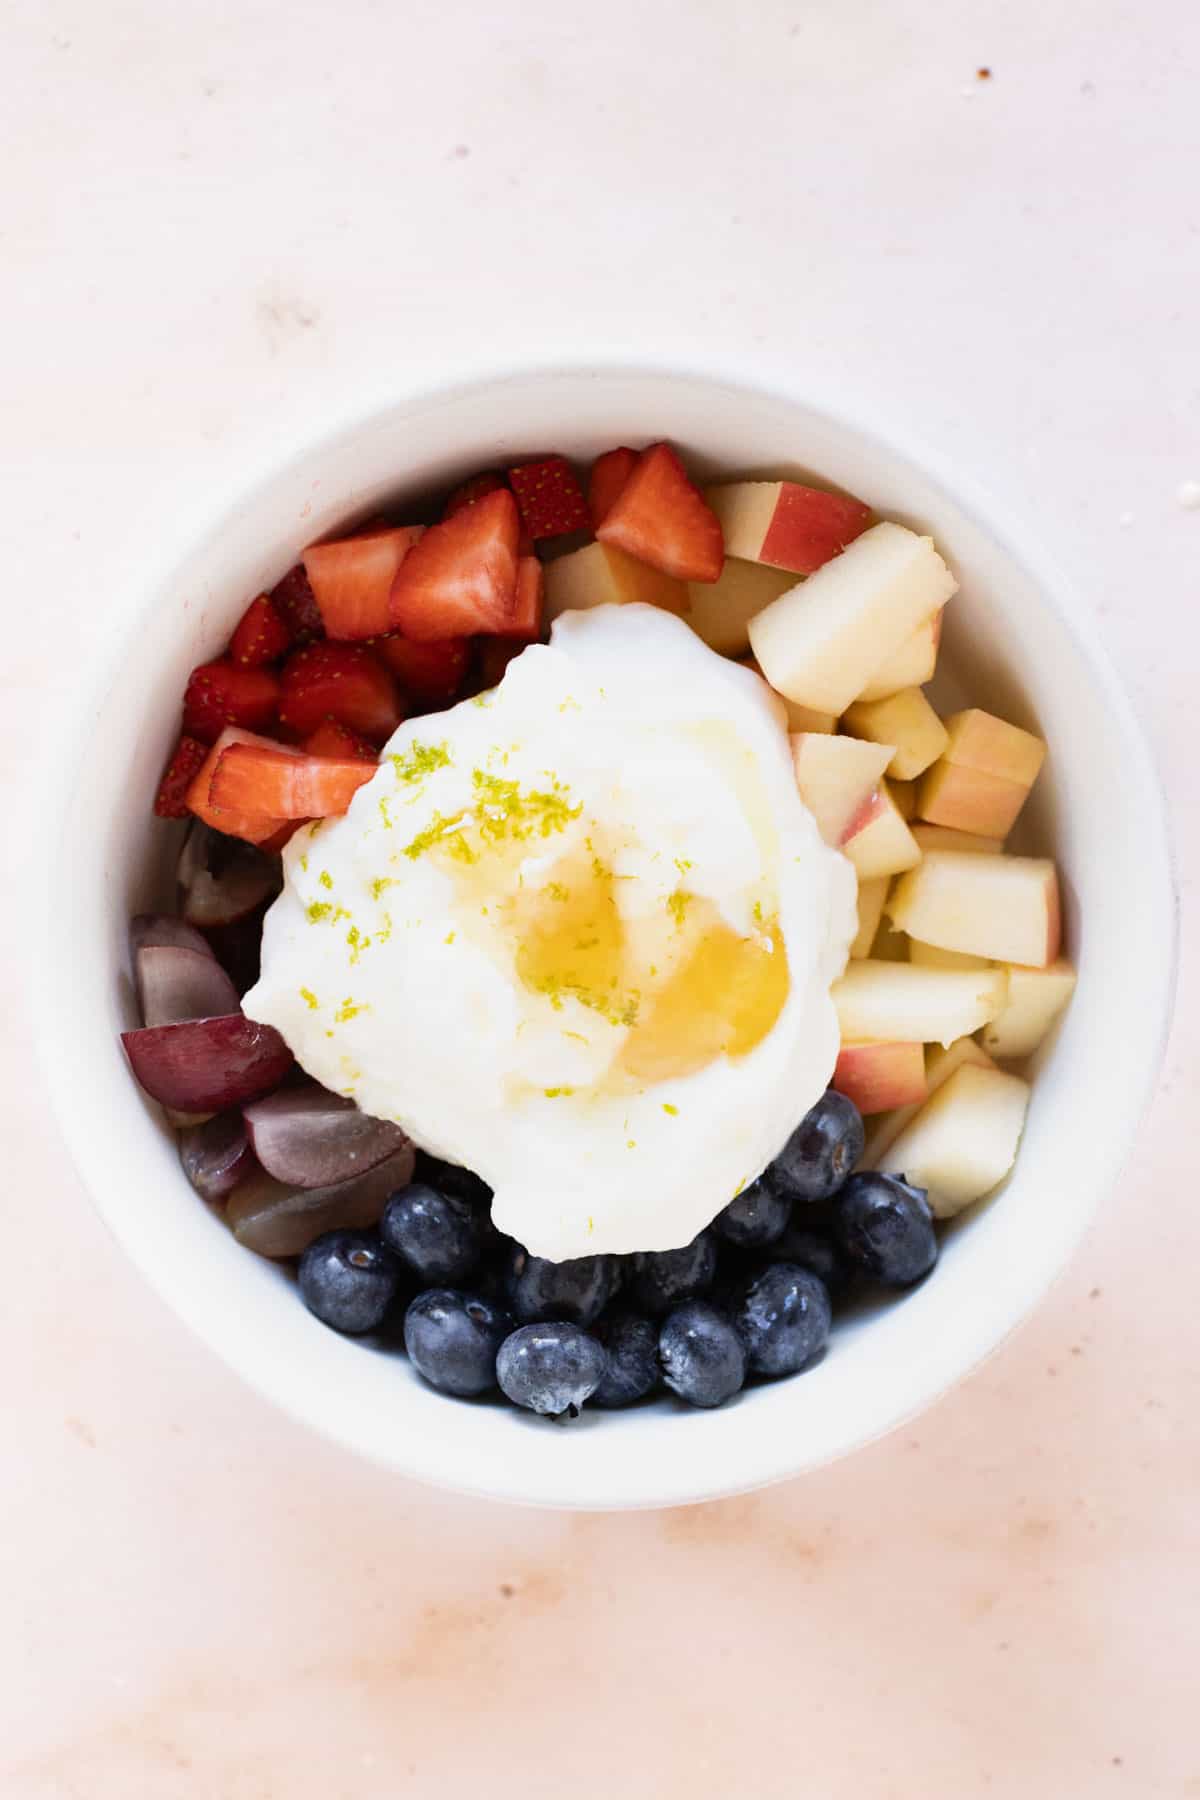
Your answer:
[33,354,1180,1509]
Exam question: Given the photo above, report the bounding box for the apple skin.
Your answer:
[121,1014,294,1113]
[833,1040,927,1114]
[706,480,870,574]
[917,759,1032,839]
[842,781,922,879]
[942,708,1046,787]
[790,733,893,847]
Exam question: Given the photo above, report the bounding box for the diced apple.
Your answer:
[742,659,836,732]
[843,686,949,780]
[704,480,871,573]
[849,876,890,959]
[789,734,894,846]
[861,1035,997,1168]
[842,781,922,880]
[888,851,1062,968]
[943,708,1047,787]
[833,1040,927,1114]
[908,939,991,972]
[917,759,1032,839]
[855,609,942,702]
[873,1063,1031,1217]
[911,823,1006,856]
[980,958,1077,1059]
[831,960,1009,1047]
[544,541,689,619]
[746,522,958,715]
[891,779,917,820]
[679,560,794,654]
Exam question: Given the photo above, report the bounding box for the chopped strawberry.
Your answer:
[389,488,520,642]
[508,456,590,539]
[186,727,297,844]
[182,660,280,744]
[588,446,638,527]
[445,471,507,517]
[596,442,724,583]
[303,526,424,642]
[496,555,543,640]
[154,735,209,818]
[278,642,402,745]
[375,634,471,703]
[230,594,293,667]
[210,744,376,820]
[302,719,379,761]
[270,563,324,644]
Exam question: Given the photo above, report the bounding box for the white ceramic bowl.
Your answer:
[37,363,1176,1510]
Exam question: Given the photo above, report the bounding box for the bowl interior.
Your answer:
[39,366,1176,1508]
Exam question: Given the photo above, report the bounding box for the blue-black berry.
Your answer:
[403,1288,511,1396]
[768,1218,855,1302]
[629,1230,718,1316]
[505,1247,616,1327]
[381,1182,484,1284]
[659,1300,746,1407]
[713,1174,792,1248]
[737,1262,832,1376]
[298,1229,400,1334]
[496,1322,607,1417]
[771,1090,864,1202]
[833,1172,938,1286]
[592,1313,659,1407]
[412,1152,492,1209]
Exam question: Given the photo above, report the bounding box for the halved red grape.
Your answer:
[243,1081,410,1189]
[131,913,212,957]
[180,1112,256,1202]
[177,820,282,928]
[226,1145,415,1258]
[121,1014,293,1113]
[135,944,240,1029]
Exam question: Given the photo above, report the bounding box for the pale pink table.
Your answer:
[4,2,1197,1794]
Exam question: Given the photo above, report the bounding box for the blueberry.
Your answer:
[768,1221,854,1302]
[629,1230,718,1316]
[592,1314,660,1407]
[713,1174,792,1248]
[833,1172,938,1286]
[771,1091,865,1202]
[298,1229,400,1334]
[737,1263,832,1376]
[505,1246,615,1327]
[380,1182,484,1284]
[659,1300,746,1407]
[496,1322,607,1417]
[403,1288,511,1396]
[412,1151,492,1209]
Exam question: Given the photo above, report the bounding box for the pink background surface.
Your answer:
[3,0,1197,1793]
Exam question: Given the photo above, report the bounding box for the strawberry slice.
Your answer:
[496,555,543,641]
[588,446,638,528]
[182,660,280,744]
[508,456,590,539]
[154,735,209,818]
[596,442,724,583]
[302,719,379,761]
[210,744,376,820]
[445,471,507,517]
[278,642,402,745]
[186,727,297,844]
[230,594,293,667]
[303,526,424,642]
[270,563,325,644]
[375,634,471,703]
[389,488,520,642]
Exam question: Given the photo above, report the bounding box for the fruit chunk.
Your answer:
[908,940,990,972]
[508,456,590,539]
[918,707,1047,837]
[789,733,893,846]
[176,821,283,926]
[243,1081,410,1188]
[842,781,922,880]
[943,708,1047,786]
[209,744,376,820]
[588,446,638,526]
[269,563,324,644]
[831,959,1009,1047]
[185,727,298,843]
[279,642,401,744]
[911,823,1005,856]
[374,634,470,703]
[849,876,890,958]
[873,1063,1031,1217]
[179,1112,255,1202]
[888,851,1062,967]
[303,527,424,641]
[544,540,689,618]
[135,944,240,1029]
[445,471,506,516]
[229,594,292,667]
[861,1035,998,1168]
[121,1014,293,1113]
[226,1146,415,1259]
[681,560,793,655]
[131,912,212,957]
[154,735,209,818]
[389,488,520,639]
[596,442,724,582]
[742,659,835,732]
[855,610,942,702]
[705,480,870,574]
[502,554,544,640]
[301,719,378,761]
[747,523,958,715]
[182,660,280,744]
[980,958,1077,1059]
[843,686,949,780]
[833,1040,927,1114]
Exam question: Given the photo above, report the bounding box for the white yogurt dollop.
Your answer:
[243,605,855,1258]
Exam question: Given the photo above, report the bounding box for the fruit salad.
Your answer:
[121,441,1075,1421]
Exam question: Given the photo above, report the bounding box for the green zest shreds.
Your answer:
[543,1086,575,1099]
[666,889,692,928]
[662,1102,679,1116]
[334,997,368,1024]
[306,901,351,926]
[346,925,370,964]
[318,870,334,890]
[391,740,451,785]
[402,769,582,863]
[299,987,319,1010]
[370,877,394,901]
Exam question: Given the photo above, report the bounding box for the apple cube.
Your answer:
[544,541,688,619]
[855,609,942,702]
[943,708,1047,786]
[861,1034,998,1168]
[790,733,894,846]
[911,823,1005,856]
[842,780,922,880]
[705,480,870,574]
[843,686,949,780]
[832,1040,927,1114]
[888,851,1062,968]
[908,939,991,972]
[873,1063,1031,1217]
[918,708,1046,837]
[743,659,835,732]
[831,959,1009,1047]
[980,958,1077,1059]
[746,522,958,716]
[849,876,890,958]
[681,560,794,655]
